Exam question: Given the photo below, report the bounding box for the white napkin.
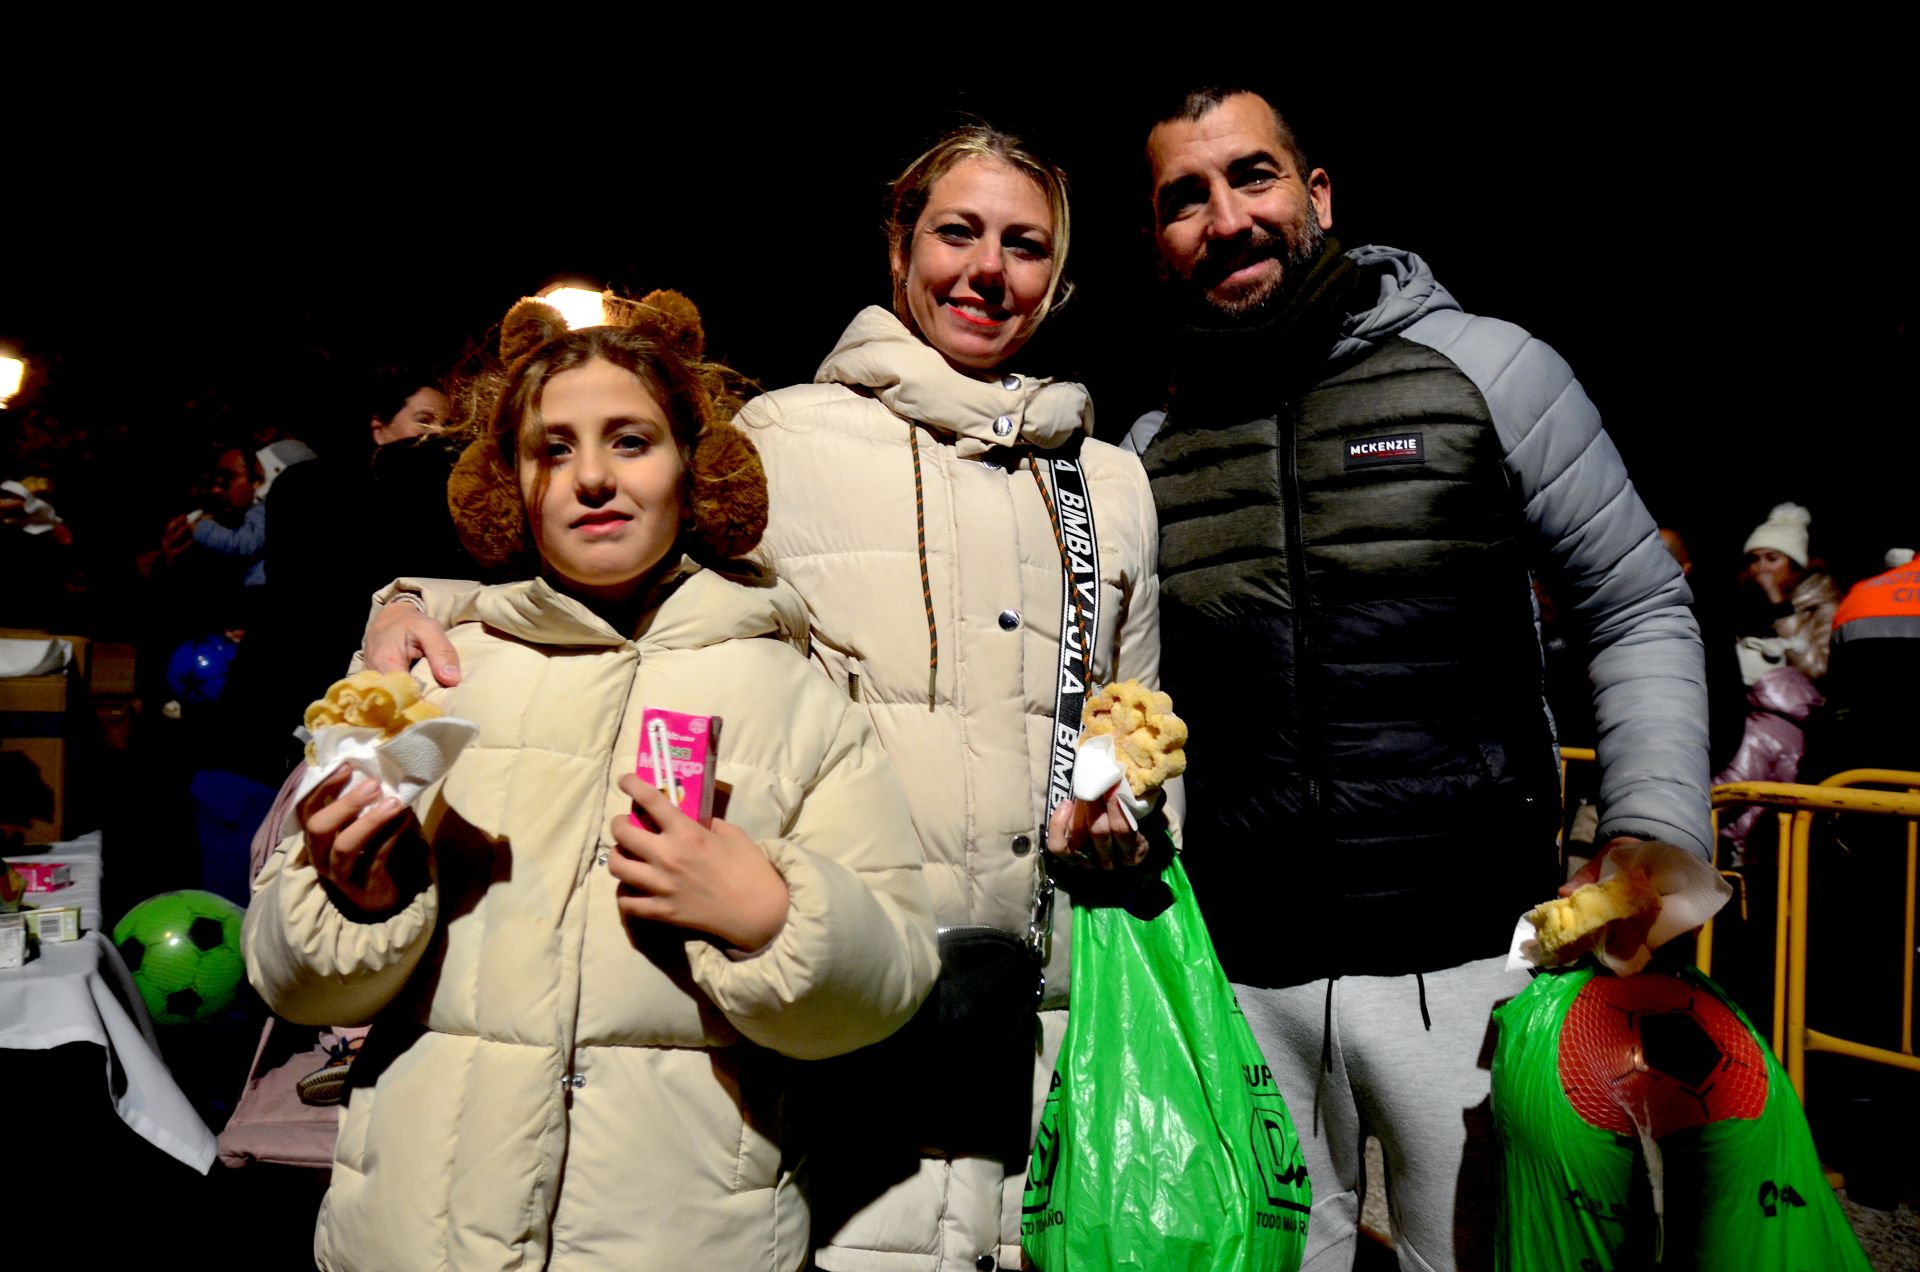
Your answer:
[2,480,62,535]
[1069,734,1160,829]
[1506,840,1733,976]
[0,636,72,678]
[280,718,480,838]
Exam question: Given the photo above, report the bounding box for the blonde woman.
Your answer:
[370,125,1172,1272]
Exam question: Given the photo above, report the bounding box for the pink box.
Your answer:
[632,709,721,828]
[11,861,72,891]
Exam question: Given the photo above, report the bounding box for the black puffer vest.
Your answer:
[1148,327,1562,985]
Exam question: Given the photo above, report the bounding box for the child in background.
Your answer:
[165,444,268,587]
[243,293,937,1271]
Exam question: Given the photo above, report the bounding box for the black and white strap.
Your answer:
[1028,444,1100,967]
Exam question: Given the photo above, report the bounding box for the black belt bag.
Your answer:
[917,925,1044,1162]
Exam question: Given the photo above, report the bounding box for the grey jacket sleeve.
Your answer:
[1403,312,1712,856]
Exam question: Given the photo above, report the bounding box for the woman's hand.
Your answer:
[609,774,789,952]
[1046,785,1153,872]
[297,769,418,916]
[365,602,462,686]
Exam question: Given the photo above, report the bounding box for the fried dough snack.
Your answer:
[1526,865,1660,962]
[1081,680,1188,798]
[302,670,441,761]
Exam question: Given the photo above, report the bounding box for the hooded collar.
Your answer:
[1333,245,1463,360]
[453,556,809,656]
[815,306,1093,458]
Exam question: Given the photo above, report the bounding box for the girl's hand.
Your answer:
[297,769,418,916]
[609,774,789,952]
[1046,786,1153,872]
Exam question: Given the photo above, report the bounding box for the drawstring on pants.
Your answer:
[1416,972,1432,1031]
[1321,977,1336,1075]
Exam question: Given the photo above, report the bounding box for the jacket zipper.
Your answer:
[1278,402,1323,820]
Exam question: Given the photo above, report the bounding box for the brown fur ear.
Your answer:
[603,289,704,361]
[686,423,767,561]
[500,299,570,368]
[447,438,530,569]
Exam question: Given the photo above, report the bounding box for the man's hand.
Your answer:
[297,769,418,916]
[160,514,195,564]
[1046,786,1153,872]
[1560,835,1646,896]
[608,774,789,952]
[366,601,462,686]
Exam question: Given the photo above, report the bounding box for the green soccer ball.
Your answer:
[111,890,247,1026]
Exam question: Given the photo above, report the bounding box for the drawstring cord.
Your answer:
[903,439,1091,715]
[1416,972,1432,1031]
[908,422,937,710]
[1321,977,1336,1076]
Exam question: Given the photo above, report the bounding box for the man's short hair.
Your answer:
[1149,86,1311,177]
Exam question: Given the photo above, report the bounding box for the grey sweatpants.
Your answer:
[1234,955,1532,1272]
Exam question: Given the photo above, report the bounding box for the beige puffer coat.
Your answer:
[246,563,938,1271]
[736,307,1170,1272]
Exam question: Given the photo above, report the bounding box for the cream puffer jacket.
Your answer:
[246,563,938,1271]
[737,307,1171,1272]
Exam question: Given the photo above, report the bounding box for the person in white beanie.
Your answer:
[1741,501,1812,604]
[1738,501,1837,682]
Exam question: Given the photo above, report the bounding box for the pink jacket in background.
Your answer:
[1714,666,1825,859]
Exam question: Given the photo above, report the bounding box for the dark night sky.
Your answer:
[3,52,1910,586]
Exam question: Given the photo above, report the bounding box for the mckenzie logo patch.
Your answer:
[1344,432,1425,468]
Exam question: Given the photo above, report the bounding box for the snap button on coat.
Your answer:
[998,610,1021,631]
[992,415,1014,437]
[1010,835,1032,856]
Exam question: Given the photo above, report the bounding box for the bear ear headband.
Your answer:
[499,289,707,371]
[447,287,764,570]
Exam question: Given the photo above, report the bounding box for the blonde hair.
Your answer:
[885,123,1073,329]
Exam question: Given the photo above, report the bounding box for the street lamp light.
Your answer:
[535,284,607,331]
[0,356,24,408]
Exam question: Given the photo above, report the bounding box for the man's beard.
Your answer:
[1183,213,1326,322]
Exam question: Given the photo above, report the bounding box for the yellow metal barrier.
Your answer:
[1708,776,1920,1103]
[1558,746,1596,860]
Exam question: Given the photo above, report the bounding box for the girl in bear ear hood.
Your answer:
[445,288,768,597]
[246,288,936,1271]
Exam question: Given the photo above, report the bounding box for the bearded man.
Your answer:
[1124,88,1711,1271]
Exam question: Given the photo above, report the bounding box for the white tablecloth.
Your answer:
[1,832,217,1171]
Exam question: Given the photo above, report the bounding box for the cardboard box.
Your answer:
[10,860,72,890]
[21,905,79,943]
[90,643,136,697]
[0,630,88,844]
[632,709,721,827]
[0,913,25,970]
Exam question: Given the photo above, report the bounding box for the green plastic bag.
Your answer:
[1022,856,1309,1271]
[1491,965,1869,1270]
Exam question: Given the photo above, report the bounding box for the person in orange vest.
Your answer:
[1822,548,1920,772]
